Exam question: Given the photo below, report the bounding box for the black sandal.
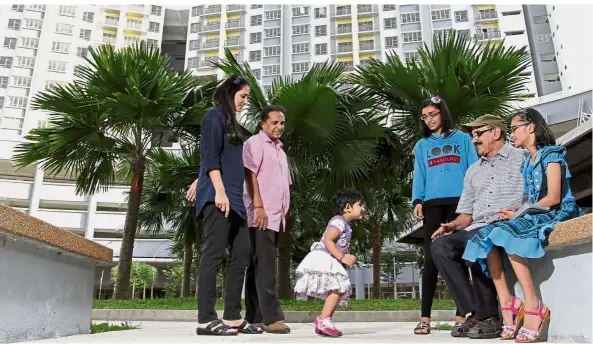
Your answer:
[451,315,477,337]
[414,321,431,335]
[196,319,238,336]
[231,320,264,334]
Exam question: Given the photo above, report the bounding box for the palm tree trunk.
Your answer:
[372,228,381,299]
[181,240,193,297]
[277,216,293,299]
[115,160,145,299]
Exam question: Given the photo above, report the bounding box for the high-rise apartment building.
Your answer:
[185,4,537,96]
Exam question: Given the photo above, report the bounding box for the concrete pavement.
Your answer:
[24,321,567,344]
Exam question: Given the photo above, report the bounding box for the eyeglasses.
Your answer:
[510,123,530,133]
[471,127,494,139]
[421,111,440,121]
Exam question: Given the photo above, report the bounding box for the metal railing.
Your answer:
[225,36,240,46]
[336,6,351,16]
[337,44,353,53]
[226,5,245,12]
[357,5,375,13]
[337,24,352,34]
[226,19,243,29]
[474,11,498,21]
[205,5,222,15]
[202,22,221,32]
[105,18,119,26]
[474,30,501,41]
[202,40,219,49]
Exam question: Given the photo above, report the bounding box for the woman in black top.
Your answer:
[195,76,260,336]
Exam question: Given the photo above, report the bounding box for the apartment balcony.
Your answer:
[474,11,498,23]
[332,24,352,37]
[103,18,120,27]
[198,58,218,69]
[337,44,353,54]
[225,36,241,47]
[226,5,246,13]
[359,40,379,52]
[338,61,355,73]
[0,180,32,201]
[358,23,376,33]
[225,19,244,30]
[39,183,88,203]
[201,22,221,32]
[36,209,86,230]
[128,5,146,15]
[125,22,143,31]
[94,211,126,231]
[334,6,352,17]
[204,5,222,15]
[357,5,378,14]
[102,37,117,45]
[474,30,502,41]
[201,40,220,50]
[26,4,46,12]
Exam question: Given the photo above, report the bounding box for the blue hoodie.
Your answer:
[412,130,478,207]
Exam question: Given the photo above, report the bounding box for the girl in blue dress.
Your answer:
[462,108,582,343]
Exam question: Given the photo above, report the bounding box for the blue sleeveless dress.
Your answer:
[462,145,583,276]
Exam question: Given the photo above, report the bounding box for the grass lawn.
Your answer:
[90,322,138,334]
[93,298,456,311]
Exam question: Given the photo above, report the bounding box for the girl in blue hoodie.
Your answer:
[412,96,478,335]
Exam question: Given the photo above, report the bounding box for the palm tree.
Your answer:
[350,31,532,153]
[213,49,393,298]
[12,41,195,299]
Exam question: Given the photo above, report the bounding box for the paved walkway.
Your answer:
[25,321,565,343]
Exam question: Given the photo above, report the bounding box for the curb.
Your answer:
[92,309,456,322]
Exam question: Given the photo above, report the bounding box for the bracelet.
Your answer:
[338,254,345,262]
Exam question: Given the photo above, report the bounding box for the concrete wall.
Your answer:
[510,241,592,343]
[0,235,95,343]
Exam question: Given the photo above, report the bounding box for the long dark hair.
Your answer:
[511,108,556,147]
[213,75,249,145]
[419,96,453,138]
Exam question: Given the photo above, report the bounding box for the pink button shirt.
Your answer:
[243,130,292,232]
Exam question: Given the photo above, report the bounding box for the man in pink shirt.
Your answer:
[243,105,291,334]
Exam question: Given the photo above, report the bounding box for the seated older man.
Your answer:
[430,115,526,339]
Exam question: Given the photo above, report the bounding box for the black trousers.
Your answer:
[244,227,284,325]
[431,227,499,320]
[422,205,463,318]
[198,203,250,324]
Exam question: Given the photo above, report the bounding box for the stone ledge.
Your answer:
[547,213,592,249]
[0,204,112,263]
[91,309,456,323]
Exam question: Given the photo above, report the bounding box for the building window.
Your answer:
[385,36,398,48]
[505,30,525,36]
[19,37,39,48]
[265,10,281,21]
[431,9,451,21]
[541,53,556,62]
[16,56,35,68]
[337,23,352,34]
[263,65,280,76]
[83,12,94,23]
[0,57,13,68]
[250,32,262,44]
[12,4,24,12]
[251,5,263,9]
[0,76,8,88]
[3,37,17,49]
[48,60,67,73]
[80,29,92,41]
[293,24,309,35]
[292,62,309,74]
[315,43,327,55]
[124,35,140,46]
[190,23,199,33]
[315,25,327,37]
[533,15,548,24]
[151,6,162,16]
[127,20,143,31]
[8,19,21,30]
[73,65,85,78]
[458,29,471,41]
[103,32,116,45]
[292,6,309,17]
[336,5,351,16]
[249,50,261,62]
[149,22,160,32]
[77,47,88,58]
[58,5,77,17]
[9,96,28,108]
[51,41,71,54]
[384,17,397,29]
[315,7,327,18]
[25,19,43,30]
[536,33,552,43]
[264,28,281,38]
[13,76,32,88]
[292,42,309,54]
[543,73,559,82]
[27,4,46,12]
[0,96,4,108]
[383,5,396,11]
[45,80,64,90]
[263,45,281,57]
[402,31,422,43]
[454,10,468,22]
[358,21,374,32]
[191,6,199,17]
[189,40,199,50]
[252,69,261,79]
[502,10,521,16]
[251,15,262,26]
[404,51,420,63]
[434,28,455,40]
[55,23,74,35]
[147,39,158,48]
[187,57,198,68]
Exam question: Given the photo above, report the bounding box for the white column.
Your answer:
[28,163,44,216]
[85,194,97,239]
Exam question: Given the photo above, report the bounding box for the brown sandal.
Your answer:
[414,321,431,335]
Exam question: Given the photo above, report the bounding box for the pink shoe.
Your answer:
[314,317,343,337]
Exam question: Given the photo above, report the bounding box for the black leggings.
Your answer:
[422,204,463,318]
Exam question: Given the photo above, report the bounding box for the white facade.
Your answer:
[546,5,593,93]
[185,4,537,96]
